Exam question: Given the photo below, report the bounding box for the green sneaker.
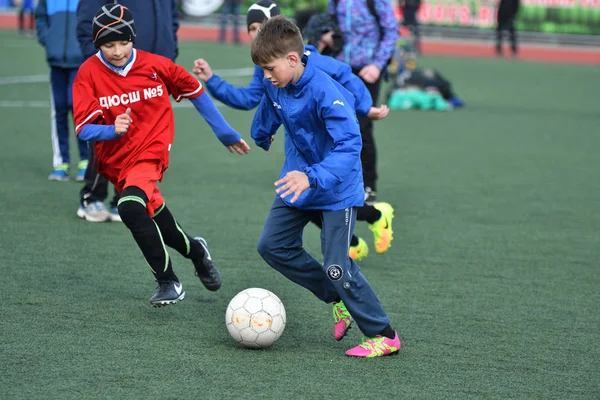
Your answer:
[76,160,88,182]
[48,163,69,181]
[369,202,394,254]
[333,301,352,341]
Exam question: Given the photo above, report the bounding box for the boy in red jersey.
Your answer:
[72,4,250,307]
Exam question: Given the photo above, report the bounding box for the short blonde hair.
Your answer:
[251,15,305,66]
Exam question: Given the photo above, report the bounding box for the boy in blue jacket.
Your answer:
[35,0,89,181]
[250,16,400,358]
[193,0,394,262]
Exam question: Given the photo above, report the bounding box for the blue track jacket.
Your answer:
[35,0,84,68]
[206,45,372,116]
[251,58,365,211]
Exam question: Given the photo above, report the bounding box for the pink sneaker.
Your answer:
[345,331,401,358]
[333,301,352,341]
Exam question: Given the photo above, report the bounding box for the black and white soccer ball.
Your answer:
[226,288,286,349]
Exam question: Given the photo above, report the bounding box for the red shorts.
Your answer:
[114,160,165,217]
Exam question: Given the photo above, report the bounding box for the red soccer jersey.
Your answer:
[72,49,203,183]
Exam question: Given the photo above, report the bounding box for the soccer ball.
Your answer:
[225,288,286,349]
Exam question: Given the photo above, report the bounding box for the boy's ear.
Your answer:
[287,52,300,67]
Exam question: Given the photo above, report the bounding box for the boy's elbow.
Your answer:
[76,129,89,141]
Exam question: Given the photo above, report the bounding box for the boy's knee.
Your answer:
[257,236,281,261]
[256,237,272,259]
[117,186,149,227]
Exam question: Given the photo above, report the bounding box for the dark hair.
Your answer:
[251,15,305,66]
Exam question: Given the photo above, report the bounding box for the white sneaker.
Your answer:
[108,207,122,222]
[77,201,110,222]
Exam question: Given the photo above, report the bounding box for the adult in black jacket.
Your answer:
[75,0,180,222]
[399,0,421,54]
[496,0,520,57]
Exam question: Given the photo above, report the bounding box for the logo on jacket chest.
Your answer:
[98,84,164,109]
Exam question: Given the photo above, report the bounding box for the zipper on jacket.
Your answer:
[63,0,70,67]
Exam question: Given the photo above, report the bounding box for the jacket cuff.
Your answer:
[304,167,317,188]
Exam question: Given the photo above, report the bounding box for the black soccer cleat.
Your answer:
[193,237,222,291]
[150,280,185,307]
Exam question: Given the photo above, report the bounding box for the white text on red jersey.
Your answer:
[99,85,164,109]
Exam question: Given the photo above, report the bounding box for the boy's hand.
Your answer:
[319,30,335,51]
[114,108,132,136]
[358,64,381,84]
[193,58,213,81]
[367,104,389,120]
[275,171,310,204]
[227,138,251,155]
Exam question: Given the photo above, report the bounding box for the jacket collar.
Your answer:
[96,48,137,77]
[285,54,313,93]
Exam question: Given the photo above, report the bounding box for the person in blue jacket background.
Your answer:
[35,0,88,181]
[193,0,394,262]
[19,0,36,36]
[250,16,400,358]
[74,0,180,223]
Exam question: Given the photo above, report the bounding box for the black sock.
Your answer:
[356,205,382,225]
[380,325,396,339]
[118,187,177,282]
[152,204,204,261]
[350,235,359,247]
